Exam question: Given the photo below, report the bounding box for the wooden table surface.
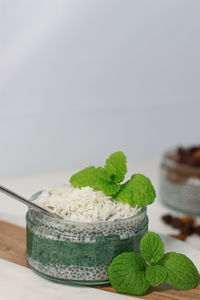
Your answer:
[0,220,200,300]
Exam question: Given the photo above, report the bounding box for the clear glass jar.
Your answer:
[26,192,148,285]
[159,149,200,216]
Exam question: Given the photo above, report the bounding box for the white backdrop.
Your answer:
[0,0,200,178]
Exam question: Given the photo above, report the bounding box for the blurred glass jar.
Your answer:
[26,193,148,285]
[159,149,200,216]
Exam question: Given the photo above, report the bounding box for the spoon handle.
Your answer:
[0,184,54,216]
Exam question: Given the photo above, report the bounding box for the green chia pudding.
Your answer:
[26,186,148,284]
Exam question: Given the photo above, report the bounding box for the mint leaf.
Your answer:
[140,232,164,264]
[70,166,119,195]
[108,232,199,296]
[158,252,199,290]
[70,166,99,188]
[116,174,156,207]
[146,265,167,286]
[96,167,120,195]
[96,167,111,182]
[108,252,150,296]
[105,151,127,183]
[98,179,120,195]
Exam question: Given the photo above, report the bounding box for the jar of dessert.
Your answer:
[159,146,200,216]
[26,190,148,285]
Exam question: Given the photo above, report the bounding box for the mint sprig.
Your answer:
[108,232,199,296]
[69,151,156,208]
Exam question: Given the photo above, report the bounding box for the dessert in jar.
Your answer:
[159,146,200,216]
[26,152,156,284]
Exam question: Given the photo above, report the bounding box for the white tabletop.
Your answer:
[0,160,200,300]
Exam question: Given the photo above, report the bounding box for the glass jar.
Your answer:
[159,149,200,216]
[26,192,148,285]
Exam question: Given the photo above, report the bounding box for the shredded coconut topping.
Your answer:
[34,185,140,222]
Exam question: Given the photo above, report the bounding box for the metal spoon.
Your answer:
[0,184,62,219]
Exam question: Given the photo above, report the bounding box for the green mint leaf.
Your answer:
[98,179,120,195]
[140,232,164,264]
[108,252,150,296]
[70,166,99,188]
[115,174,156,207]
[70,166,119,195]
[105,151,127,183]
[96,167,111,182]
[146,265,167,286]
[158,252,199,290]
[96,167,120,195]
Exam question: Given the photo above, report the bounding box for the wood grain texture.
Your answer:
[0,220,199,299]
[0,220,28,267]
